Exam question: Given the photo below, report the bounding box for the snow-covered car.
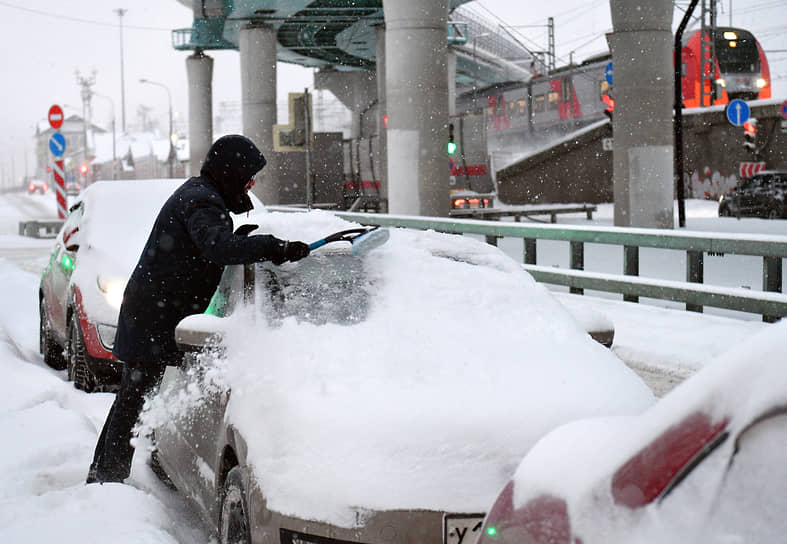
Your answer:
[28,180,48,194]
[477,320,787,544]
[144,210,654,544]
[38,179,187,391]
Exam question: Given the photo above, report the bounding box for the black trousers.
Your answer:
[88,361,166,483]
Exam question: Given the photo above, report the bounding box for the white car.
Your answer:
[144,210,655,544]
[477,320,787,544]
[39,179,263,391]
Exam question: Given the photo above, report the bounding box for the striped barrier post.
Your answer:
[53,159,67,219]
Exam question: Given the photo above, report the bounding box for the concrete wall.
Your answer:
[684,101,787,199]
[276,132,345,206]
[496,122,613,204]
[495,100,787,205]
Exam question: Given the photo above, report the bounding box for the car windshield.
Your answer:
[256,252,370,326]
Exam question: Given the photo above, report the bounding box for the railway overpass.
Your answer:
[171,0,535,216]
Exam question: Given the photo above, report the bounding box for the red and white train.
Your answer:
[459,26,771,147]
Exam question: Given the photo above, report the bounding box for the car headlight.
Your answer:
[756,77,767,89]
[96,323,117,350]
[96,275,126,310]
[719,194,725,203]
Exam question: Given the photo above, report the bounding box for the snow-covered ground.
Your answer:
[0,189,781,543]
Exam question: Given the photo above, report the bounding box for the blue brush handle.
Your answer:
[309,239,328,250]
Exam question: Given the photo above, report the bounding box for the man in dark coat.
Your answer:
[87,134,310,484]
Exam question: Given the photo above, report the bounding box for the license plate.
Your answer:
[444,513,485,544]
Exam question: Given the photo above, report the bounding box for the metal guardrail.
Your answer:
[18,220,64,239]
[304,210,787,322]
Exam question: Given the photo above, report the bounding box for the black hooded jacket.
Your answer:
[113,135,285,365]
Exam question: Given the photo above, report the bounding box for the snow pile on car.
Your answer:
[187,210,656,527]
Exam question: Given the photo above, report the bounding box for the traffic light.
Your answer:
[602,94,615,121]
[743,118,757,153]
[79,162,89,175]
[447,123,457,155]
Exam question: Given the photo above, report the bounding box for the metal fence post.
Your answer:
[624,245,639,303]
[524,238,537,265]
[763,256,782,322]
[570,241,584,295]
[686,250,704,312]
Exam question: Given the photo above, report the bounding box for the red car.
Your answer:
[39,179,184,391]
[28,180,48,194]
[477,321,787,544]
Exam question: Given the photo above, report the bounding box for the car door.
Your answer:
[155,357,229,513]
[153,265,246,516]
[44,203,84,337]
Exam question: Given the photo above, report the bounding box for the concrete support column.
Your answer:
[384,0,450,216]
[608,0,674,228]
[375,24,388,204]
[447,50,456,117]
[240,23,278,204]
[186,51,213,177]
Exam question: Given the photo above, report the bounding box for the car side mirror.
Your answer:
[175,314,227,353]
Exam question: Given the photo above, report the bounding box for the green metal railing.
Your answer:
[308,210,787,322]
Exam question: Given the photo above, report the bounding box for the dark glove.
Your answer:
[283,241,310,262]
[270,240,310,265]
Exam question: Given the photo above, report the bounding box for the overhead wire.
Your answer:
[0,0,173,31]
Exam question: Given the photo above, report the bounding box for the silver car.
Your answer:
[146,220,651,544]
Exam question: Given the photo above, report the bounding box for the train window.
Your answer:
[548,91,559,110]
[714,29,760,73]
[534,94,546,113]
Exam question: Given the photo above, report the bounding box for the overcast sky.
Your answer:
[0,0,784,182]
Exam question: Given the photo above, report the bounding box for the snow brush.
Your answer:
[309,227,390,256]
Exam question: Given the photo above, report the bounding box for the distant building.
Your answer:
[35,114,188,185]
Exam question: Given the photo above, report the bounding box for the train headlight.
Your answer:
[716,78,726,88]
[723,31,737,40]
[756,78,767,89]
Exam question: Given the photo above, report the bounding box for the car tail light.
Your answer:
[453,198,466,208]
[469,198,481,207]
[28,183,35,191]
[478,482,574,544]
[43,183,49,191]
[483,198,490,207]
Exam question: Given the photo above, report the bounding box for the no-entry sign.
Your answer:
[48,104,64,130]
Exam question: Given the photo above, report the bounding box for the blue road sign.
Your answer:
[49,132,66,156]
[605,62,613,85]
[726,99,750,127]
[781,100,787,120]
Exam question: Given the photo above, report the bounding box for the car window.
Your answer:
[701,411,787,542]
[256,252,370,326]
[205,265,244,317]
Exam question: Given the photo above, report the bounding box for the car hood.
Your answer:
[186,211,656,527]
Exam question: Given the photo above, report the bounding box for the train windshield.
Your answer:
[714,28,759,74]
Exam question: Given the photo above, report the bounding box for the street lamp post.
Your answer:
[114,8,127,133]
[93,92,117,179]
[140,78,175,178]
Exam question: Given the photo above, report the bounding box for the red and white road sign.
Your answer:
[48,104,64,130]
[53,160,67,219]
[739,161,766,179]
